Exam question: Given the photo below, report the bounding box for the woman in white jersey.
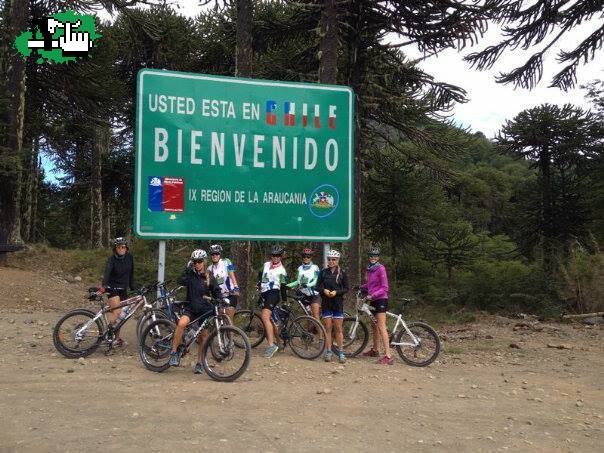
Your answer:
[257,245,288,358]
[286,248,320,321]
[208,244,240,320]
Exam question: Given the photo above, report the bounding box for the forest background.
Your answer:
[1,0,603,321]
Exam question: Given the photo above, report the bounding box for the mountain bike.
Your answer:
[53,282,162,358]
[139,297,250,382]
[342,291,441,366]
[232,290,326,360]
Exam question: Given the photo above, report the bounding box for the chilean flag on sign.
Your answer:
[148,176,184,212]
[266,100,277,125]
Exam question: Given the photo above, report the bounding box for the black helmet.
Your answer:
[209,244,223,255]
[271,245,284,256]
[113,237,128,249]
[368,246,380,256]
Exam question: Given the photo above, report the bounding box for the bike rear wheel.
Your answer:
[393,321,440,367]
[342,317,369,357]
[53,309,104,358]
[139,319,175,372]
[232,309,265,348]
[203,326,251,382]
[289,315,326,360]
[136,308,169,343]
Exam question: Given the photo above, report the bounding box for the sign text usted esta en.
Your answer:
[134,69,354,241]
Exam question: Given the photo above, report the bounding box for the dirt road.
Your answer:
[0,267,602,452]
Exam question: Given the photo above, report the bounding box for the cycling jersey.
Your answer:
[259,261,287,293]
[287,263,320,296]
[209,258,236,297]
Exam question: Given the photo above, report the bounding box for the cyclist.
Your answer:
[169,249,222,374]
[317,249,348,363]
[101,237,136,347]
[286,248,321,321]
[360,246,393,365]
[257,245,288,358]
[208,244,240,321]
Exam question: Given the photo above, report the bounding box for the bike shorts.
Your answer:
[260,289,281,311]
[107,289,127,301]
[225,294,238,309]
[321,298,344,319]
[181,308,212,328]
[370,298,388,314]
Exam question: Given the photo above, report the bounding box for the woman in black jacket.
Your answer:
[316,249,349,363]
[101,237,135,347]
[170,249,222,374]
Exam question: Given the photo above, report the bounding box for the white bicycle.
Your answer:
[342,291,441,366]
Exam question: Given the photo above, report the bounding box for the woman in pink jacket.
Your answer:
[360,246,393,365]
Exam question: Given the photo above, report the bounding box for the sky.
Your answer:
[41,3,603,182]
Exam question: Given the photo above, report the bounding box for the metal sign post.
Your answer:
[157,240,166,296]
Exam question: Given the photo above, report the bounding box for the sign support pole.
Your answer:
[157,240,166,296]
[323,242,330,268]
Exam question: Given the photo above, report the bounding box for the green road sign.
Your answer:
[134,69,354,241]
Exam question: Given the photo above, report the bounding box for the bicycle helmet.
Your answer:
[271,245,284,256]
[113,237,128,249]
[326,249,341,259]
[190,249,207,261]
[209,244,223,255]
[302,248,313,257]
[368,246,380,256]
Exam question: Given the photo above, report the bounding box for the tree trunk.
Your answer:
[30,155,40,242]
[318,0,338,85]
[91,123,109,248]
[232,0,254,304]
[0,0,29,246]
[540,145,554,288]
[21,136,39,241]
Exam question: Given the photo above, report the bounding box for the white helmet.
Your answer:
[326,249,341,259]
[190,249,207,261]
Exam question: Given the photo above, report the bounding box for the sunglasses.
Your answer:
[210,252,220,256]
[193,259,205,264]
[327,258,338,261]
[302,255,312,259]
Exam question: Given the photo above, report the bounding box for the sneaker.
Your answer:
[377,355,394,365]
[324,350,333,362]
[362,348,378,357]
[338,352,346,364]
[194,362,204,374]
[264,344,279,358]
[169,351,181,366]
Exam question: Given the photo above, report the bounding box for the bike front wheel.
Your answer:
[289,315,326,360]
[393,321,441,367]
[203,325,251,382]
[232,309,265,348]
[53,309,104,358]
[342,317,369,357]
[139,319,175,373]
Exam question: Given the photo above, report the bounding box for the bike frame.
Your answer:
[179,299,231,355]
[348,293,421,348]
[75,293,149,341]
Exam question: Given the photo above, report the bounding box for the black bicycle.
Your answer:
[233,291,326,360]
[139,298,251,382]
[53,282,162,358]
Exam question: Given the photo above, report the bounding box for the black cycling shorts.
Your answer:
[181,309,212,328]
[107,289,127,301]
[370,298,388,314]
[321,297,344,319]
[227,294,238,309]
[261,289,281,310]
